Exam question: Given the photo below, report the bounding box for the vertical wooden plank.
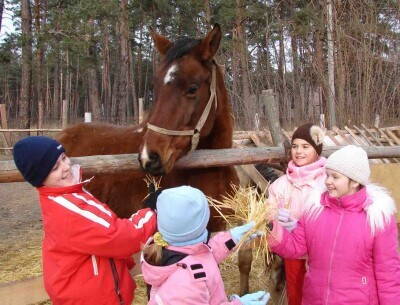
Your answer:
[84,112,92,123]
[138,97,144,124]
[0,104,11,155]
[374,114,380,128]
[262,89,283,146]
[0,104,11,144]
[319,113,325,128]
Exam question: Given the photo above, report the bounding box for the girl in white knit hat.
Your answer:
[268,145,400,305]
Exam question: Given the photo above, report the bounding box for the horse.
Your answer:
[57,24,254,295]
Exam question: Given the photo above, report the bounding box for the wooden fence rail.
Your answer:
[2,145,400,184]
[0,129,62,132]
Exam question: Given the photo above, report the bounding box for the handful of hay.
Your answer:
[144,175,162,190]
[143,175,162,201]
[208,184,277,263]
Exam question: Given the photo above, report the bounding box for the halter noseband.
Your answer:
[147,64,218,152]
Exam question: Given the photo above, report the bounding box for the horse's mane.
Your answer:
[165,37,200,63]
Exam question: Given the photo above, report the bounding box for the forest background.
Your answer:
[0,0,399,133]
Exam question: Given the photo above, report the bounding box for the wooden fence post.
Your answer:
[84,112,92,123]
[0,104,11,154]
[262,89,283,146]
[62,99,68,128]
[138,97,144,124]
[320,113,326,128]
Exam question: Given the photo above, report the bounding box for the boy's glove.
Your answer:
[277,208,297,232]
[232,291,270,305]
[143,183,162,211]
[230,221,261,244]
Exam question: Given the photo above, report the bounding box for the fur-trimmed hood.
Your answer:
[315,183,397,235]
[364,183,397,235]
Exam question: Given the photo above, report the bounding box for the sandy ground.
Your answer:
[0,180,282,305]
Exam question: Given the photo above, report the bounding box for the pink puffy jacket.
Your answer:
[141,231,241,305]
[269,157,327,220]
[269,184,400,305]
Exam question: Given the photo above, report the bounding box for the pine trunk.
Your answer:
[117,0,129,123]
[20,0,33,130]
[34,0,44,129]
[101,22,111,120]
[235,0,252,129]
[326,0,336,127]
[87,19,101,121]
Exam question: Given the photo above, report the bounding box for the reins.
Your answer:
[147,64,218,152]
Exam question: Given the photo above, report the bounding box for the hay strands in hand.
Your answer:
[144,175,162,190]
[208,184,276,264]
[143,175,163,200]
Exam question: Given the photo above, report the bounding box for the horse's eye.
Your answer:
[186,85,199,95]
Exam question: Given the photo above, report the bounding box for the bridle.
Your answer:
[146,64,217,152]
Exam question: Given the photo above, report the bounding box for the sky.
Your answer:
[1,4,17,41]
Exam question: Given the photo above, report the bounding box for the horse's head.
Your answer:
[139,24,222,176]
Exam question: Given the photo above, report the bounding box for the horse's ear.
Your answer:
[198,24,221,61]
[151,31,173,55]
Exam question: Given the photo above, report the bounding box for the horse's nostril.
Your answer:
[149,152,159,162]
[142,151,164,175]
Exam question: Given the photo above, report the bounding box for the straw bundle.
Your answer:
[208,184,277,264]
[144,175,162,190]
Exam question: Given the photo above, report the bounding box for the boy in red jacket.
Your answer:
[13,136,157,305]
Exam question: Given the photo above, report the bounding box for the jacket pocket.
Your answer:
[360,276,371,303]
[91,255,99,276]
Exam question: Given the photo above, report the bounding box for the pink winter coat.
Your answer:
[269,184,400,305]
[141,231,242,305]
[269,157,326,220]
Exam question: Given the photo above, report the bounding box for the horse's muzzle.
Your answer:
[138,151,165,176]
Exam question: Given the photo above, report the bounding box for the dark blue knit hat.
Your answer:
[13,136,65,187]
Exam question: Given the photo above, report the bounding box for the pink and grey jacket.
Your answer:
[269,184,400,305]
[141,231,242,305]
[268,157,326,220]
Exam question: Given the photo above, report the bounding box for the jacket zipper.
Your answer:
[91,255,99,276]
[324,211,344,305]
[109,258,125,305]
